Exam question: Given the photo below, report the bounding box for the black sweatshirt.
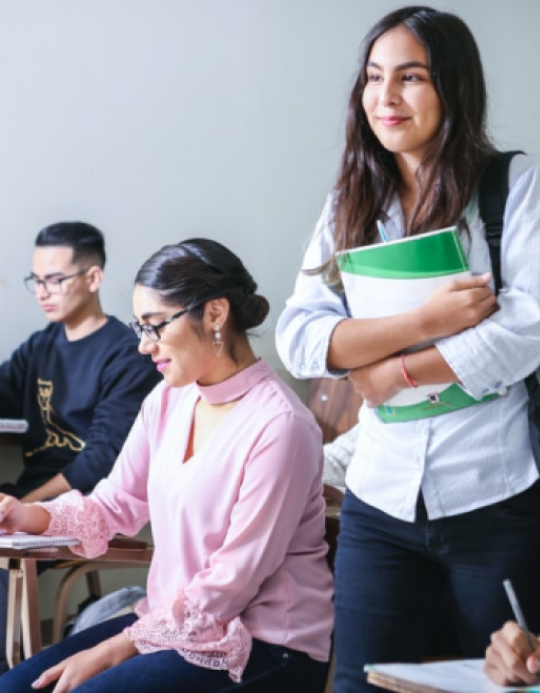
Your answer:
[0,316,160,497]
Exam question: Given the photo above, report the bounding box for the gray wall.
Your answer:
[0,0,538,376]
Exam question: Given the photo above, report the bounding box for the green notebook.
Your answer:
[337,227,500,423]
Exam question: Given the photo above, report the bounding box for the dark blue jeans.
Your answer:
[333,481,540,693]
[0,613,328,692]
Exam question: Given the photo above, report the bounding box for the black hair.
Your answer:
[135,238,269,340]
[35,222,106,268]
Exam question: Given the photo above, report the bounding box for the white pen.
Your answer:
[503,578,536,651]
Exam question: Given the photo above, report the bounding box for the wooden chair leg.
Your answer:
[6,558,23,669]
[84,570,102,598]
[21,559,42,658]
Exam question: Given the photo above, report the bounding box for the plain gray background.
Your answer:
[0,0,538,378]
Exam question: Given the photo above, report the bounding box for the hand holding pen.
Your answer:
[503,579,535,651]
[484,579,540,686]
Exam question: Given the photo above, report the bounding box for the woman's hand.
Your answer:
[0,494,50,535]
[348,356,402,407]
[419,273,498,340]
[32,633,138,692]
[484,621,540,686]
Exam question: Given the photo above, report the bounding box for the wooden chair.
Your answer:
[308,378,363,444]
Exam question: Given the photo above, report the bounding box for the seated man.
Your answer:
[0,221,160,671]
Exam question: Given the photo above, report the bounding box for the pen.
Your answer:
[376,220,388,243]
[503,578,536,651]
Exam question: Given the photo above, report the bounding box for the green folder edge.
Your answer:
[336,226,468,279]
[379,384,499,423]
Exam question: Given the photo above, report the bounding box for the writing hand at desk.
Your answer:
[484,621,540,686]
[0,494,51,535]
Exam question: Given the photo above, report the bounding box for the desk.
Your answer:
[0,540,153,668]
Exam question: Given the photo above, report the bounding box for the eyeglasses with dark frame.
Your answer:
[128,309,190,343]
[24,268,90,294]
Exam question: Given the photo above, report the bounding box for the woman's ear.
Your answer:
[205,298,230,331]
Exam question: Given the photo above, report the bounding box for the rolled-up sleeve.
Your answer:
[276,196,349,379]
[437,157,540,400]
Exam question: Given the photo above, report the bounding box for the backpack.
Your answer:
[478,150,540,460]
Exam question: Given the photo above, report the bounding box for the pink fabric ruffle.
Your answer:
[39,490,109,558]
[126,591,253,683]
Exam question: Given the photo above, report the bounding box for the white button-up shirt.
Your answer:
[276,154,540,522]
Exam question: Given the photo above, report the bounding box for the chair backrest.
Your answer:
[323,484,343,573]
[308,378,363,443]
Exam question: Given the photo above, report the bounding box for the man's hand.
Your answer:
[485,621,540,686]
[22,473,71,503]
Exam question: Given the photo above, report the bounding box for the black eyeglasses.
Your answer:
[129,309,190,343]
[24,268,89,294]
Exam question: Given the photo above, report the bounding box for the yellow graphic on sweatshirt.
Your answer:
[25,379,85,457]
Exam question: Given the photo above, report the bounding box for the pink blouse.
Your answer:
[42,359,334,682]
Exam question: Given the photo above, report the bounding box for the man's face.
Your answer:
[29,246,94,325]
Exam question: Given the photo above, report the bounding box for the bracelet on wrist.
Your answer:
[401,353,419,388]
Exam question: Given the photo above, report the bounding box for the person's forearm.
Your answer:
[18,504,52,534]
[328,308,433,371]
[327,273,496,371]
[96,632,138,666]
[400,347,458,386]
[21,473,71,503]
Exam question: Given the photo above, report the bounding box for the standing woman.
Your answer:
[276,6,540,692]
[0,239,333,693]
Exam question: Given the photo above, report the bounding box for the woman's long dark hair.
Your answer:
[136,238,269,360]
[326,5,497,283]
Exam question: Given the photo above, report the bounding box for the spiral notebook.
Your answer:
[0,533,80,550]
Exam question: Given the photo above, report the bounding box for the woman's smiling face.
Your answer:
[133,284,217,389]
[362,25,442,169]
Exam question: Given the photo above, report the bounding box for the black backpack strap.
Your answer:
[478,150,524,293]
[478,150,539,422]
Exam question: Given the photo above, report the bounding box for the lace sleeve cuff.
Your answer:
[124,591,252,683]
[38,490,110,558]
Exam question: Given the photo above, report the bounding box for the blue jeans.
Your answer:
[333,481,540,693]
[0,613,328,693]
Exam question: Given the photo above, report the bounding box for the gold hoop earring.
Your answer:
[212,325,224,357]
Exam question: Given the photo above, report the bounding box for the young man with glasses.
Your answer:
[0,221,160,673]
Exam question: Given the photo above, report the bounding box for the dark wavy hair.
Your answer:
[35,221,106,268]
[325,5,497,283]
[135,238,269,359]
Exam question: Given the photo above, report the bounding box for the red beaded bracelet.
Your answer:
[401,353,419,388]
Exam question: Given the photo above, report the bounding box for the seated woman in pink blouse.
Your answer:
[0,238,333,693]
